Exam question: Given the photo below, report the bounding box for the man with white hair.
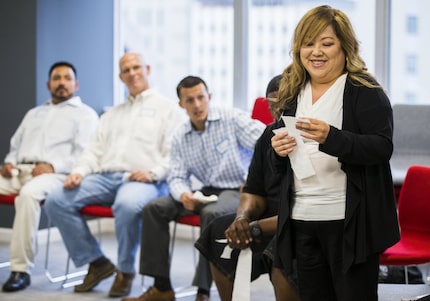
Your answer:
[44,53,180,298]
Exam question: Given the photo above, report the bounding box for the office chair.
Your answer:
[0,194,17,268]
[380,165,430,284]
[44,204,114,288]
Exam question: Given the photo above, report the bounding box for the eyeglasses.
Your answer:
[120,65,142,75]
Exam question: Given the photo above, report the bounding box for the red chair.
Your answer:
[0,194,16,206]
[251,97,274,125]
[44,204,114,287]
[167,214,201,297]
[0,194,17,268]
[170,215,200,267]
[380,165,430,284]
[0,194,114,286]
[80,205,114,244]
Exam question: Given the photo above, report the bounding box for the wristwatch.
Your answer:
[149,171,158,183]
[249,221,263,240]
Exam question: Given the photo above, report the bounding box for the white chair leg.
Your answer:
[44,218,86,287]
[168,221,199,299]
[404,266,409,284]
[0,261,10,268]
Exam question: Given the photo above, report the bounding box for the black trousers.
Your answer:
[292,220,379,301]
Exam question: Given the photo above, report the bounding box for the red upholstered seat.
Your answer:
[80,205,114,217]
[0,194,17,205]
[251,97,274,125]
[380,165,430,283]
[0,195,17,268]
[175,215,200,227]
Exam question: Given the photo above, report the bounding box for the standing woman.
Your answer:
[270,5,399,301]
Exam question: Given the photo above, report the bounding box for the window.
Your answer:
[120,0,234,106]
[406,54,417,74]
[118,0,430,109]
[120,0,377,109]
[390,0,430,105]
[405,92,417,103]
[407,15,418,34]
[247,0,375,109]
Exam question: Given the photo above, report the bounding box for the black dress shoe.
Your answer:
[2,271,31,292]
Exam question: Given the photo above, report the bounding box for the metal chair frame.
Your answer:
[44,205,114,288]
[169,215,201,298]
[170,215,200,267]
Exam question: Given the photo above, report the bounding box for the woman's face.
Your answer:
[300,25,346,85]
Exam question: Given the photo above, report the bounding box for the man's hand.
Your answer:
[128,170,155,183]
[0,163,15,178]
[225,215,252,249]
[32,163,54,177]
[64,173,83,189]
[179,192,201,211]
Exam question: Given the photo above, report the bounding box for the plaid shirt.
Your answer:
[168,106,265,201]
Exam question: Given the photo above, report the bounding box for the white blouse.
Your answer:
[292,74,347,221]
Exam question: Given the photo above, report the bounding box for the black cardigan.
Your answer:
[271,77,400,274]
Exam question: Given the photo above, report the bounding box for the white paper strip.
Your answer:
[272,116,316,180]
[215,239,253,301]
[232,248,252,301]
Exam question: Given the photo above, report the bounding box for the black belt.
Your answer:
[18,161,48,165]
[201,186,241,195]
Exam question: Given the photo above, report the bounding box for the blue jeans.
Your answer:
[44,172,168,273]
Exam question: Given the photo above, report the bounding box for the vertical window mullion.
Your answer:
[233,0,249,110]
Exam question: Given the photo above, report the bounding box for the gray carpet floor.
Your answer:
[0,223,273,301]
[1,223,430,301]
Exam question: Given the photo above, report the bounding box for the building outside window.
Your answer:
[406,15,418,34]
[390,0,429,104]
[118,0,430,108]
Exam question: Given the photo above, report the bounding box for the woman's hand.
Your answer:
[296,117,330,144]
[271,131,297,157]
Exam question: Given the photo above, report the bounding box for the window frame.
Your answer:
[114,0,391,109]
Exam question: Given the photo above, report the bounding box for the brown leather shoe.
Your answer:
[74,260,116,292]
[108,271,135,297]
[121,286,175,301]
[195,293,210,301]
